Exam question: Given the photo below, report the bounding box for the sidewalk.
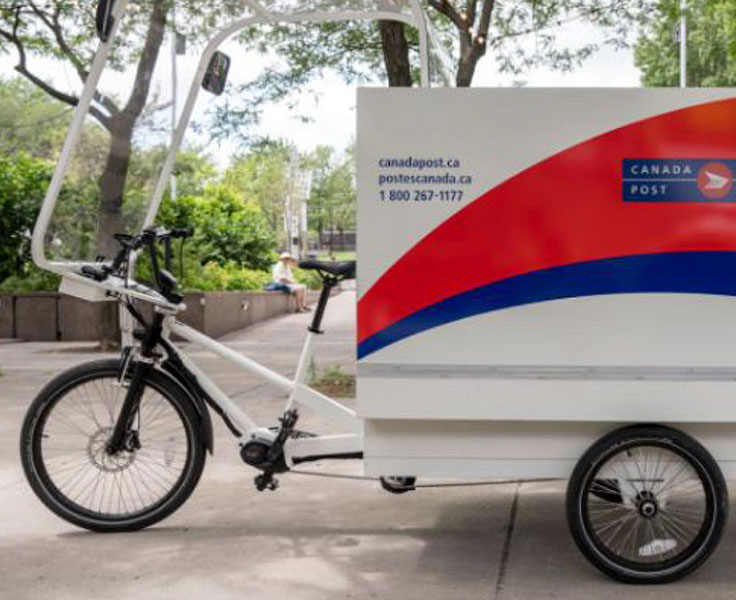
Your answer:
[1,291,735,600]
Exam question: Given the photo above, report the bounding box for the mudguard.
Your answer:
[159,358,215,454]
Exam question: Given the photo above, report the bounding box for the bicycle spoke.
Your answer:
[39,375,189,519]
[586,442,707,567]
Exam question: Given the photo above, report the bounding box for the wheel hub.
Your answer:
[87,427,136,472]
[635,490,659,519]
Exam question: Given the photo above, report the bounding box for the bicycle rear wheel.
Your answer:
[567,424,727,583]
[20,359,206,532]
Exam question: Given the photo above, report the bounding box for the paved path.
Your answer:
[1,291,736,599]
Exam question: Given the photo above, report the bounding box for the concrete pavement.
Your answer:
[2,291,736,599]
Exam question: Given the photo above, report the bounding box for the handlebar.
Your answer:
[80,226,193,304]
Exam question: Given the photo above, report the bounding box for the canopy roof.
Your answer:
[32,0,452,271]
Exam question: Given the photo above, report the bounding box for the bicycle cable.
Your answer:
[289,469,561,487]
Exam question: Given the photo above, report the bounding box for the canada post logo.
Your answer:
[623,159,736,202]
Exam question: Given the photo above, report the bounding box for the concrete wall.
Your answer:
[14,293,59,341]
[0,294,14,338]
[58,295,106,341]
[1,290,319,342]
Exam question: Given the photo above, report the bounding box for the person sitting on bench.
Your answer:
[271,252,309,313]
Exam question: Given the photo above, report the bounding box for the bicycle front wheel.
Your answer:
[20,359,206,532]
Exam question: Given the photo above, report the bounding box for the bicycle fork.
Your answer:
[106,312,164,454]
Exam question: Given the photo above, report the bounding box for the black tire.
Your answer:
[566,424,727,584]
[20,359,206,532]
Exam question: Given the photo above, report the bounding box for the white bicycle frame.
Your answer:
[163,310,363,464]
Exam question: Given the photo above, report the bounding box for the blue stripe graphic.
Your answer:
[358,251,736,359]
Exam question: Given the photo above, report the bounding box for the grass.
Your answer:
[309,363,355,398]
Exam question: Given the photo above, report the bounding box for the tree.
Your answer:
[221,0,651,131]
[0,1,164,259]
[428,0,642,86]
[304,145,356,249]
[635,0,736,86]
[304,145,337,240]
[0,153,52,282]
[223,140,293,237]
[0,0,247,346]
[0,1,248,255]
[0,77,71,159]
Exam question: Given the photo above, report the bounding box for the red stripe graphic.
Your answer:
[358,97,736,344]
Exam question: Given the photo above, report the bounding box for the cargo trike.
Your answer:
[21,0,736,585]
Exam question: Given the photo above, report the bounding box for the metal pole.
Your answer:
[289,148,298,257]
[679,0,687,88]
[170,9,178,203]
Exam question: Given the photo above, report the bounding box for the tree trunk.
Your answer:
[456,34,483,87]
[378,21,412,87]
[456,58,478,87]
[94,0,169,350]
[98,121,133,259]
[94,120,132,350]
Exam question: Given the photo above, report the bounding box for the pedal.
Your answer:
[254,472,279,492]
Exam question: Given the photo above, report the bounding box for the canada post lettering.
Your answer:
[623,159,736,202]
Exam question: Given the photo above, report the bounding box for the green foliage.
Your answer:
[159,183,276,271]
[216,0,651,117]
[292,267,322,291]
[135,244,272,292]
[0,77,70,159]
[305,145,356,238]
[223,140,292,237]
[0,153,52,282]
[309,363,356,398]
[0,263,60,292]
[187,261,272,292]
[635,0,736,86]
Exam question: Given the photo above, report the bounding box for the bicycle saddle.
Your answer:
[298,259,355,279]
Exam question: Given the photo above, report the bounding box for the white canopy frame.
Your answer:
[32,0,445,273]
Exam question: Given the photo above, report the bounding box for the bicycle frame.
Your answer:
[155,305,363,467]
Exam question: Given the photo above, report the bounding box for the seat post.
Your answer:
[308,276,337,334]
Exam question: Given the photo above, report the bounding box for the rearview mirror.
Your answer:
[202,52,231,96]
[95,0,116,42]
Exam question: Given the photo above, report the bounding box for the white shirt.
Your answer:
[273,261,293,282]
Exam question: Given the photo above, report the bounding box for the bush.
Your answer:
[159,183,276,271]
[191,262,271,292]
[0,153,52,282]
[0,263,60,292]
[292,266,322,291]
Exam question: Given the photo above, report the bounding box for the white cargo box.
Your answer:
[356,88,736,478]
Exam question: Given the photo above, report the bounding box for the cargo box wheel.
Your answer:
[566,424,727,584]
